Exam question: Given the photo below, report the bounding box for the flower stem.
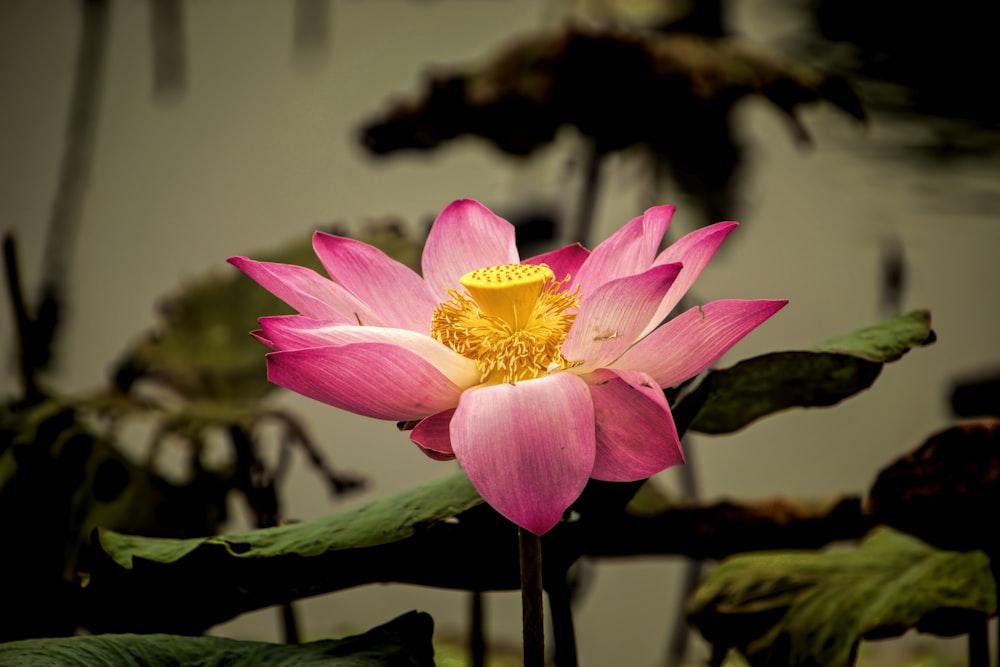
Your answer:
[519,527,544,667]
[968,617,988,667]
[547,574,578,667]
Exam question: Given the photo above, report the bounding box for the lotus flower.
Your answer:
[229,200,786,534]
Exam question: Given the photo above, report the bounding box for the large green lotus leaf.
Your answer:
[98,470,482,569]
[113,224,422,402]
[85,471,495,633]
[681,310,934,434]
[0,611,435,666]
[688,527,995,667]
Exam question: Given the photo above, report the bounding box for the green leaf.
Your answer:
[812,310,935,362]
[688,527,996,667]
[0,611,435,666]
[85,471,491,633]
[98,471,481,570]
[681,310,934,434]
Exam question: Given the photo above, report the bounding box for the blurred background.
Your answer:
[1,0,998,664]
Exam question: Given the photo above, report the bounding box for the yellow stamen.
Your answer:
[431,263,579,384]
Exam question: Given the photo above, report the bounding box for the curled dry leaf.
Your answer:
[360,25,865,158]
[867,418,1000,554]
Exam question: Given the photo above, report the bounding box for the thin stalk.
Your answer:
[547,574,578,667]
[470,591,486,667]
[571,138,602,247]
[150,0,187,99]
[519,527,544,667]
[664,440,701,667]
[3,235,41,403]
[969,618,988,667]
[294,0,330,56]
[38,0,110,368]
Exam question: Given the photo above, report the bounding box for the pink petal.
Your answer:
[312,232,438,332]
[451,373,596,535]
[267,343,464,421]
[641,221,739,336]
[421,199,520,301]
[614,299,789,388]
[561,262,683,370]
[250,329,275,349]
[573,205,675,294]
[523,243,590,288]
[587,368,684,482]
[410,409,456,461]
[259,316,480,388]
[227,256,376,323]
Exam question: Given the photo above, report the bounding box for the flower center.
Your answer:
[431,264,580,384]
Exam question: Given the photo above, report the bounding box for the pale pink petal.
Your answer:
[259,316,480,388]
[614,299,789,388]
[523,243,590,288]
[227,256,377,324]
[561,262,683,370]
[421,200,520,301]
[640,221,739,337]
[312,232,438,332]
[267,343,464,421]
[587,368,684,482]
[573,205,675,294]
[410,409,456,461]
[451,373,596,535]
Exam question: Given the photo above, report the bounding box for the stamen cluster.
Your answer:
[430,264,580,384]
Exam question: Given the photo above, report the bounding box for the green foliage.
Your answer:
[688,527,995,667]
[0,611,435,666]
[98,470,481,569]
[85,471,492,633]
[680,310,934,434]
[812,309,935,362]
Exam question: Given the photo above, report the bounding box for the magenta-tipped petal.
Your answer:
[642,221,739,336]
[615,299,789,388]
[573,204,674,294]
[258,316,479,388]
[451,373,596,535]
[227,256,375,323]
[410,409,456,461]
[561,262,682,369]
[587,368,684,482]
[267,343,464,421]
[523,243,590,289]
[312,232,438,332]
[421,199,520,301]
[250,329,275,349]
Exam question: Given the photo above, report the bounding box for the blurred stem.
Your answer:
[3,235,41,404]
[294,0,330,56]
[229,425,300,644]
[470,591,485,667]
[38,0,111,369]
[969,618,988,667]
[547,573,578,667]
[665,439,701,667]
[572,138,602,247]
[150,0,187,99]
[519,527,544,667]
